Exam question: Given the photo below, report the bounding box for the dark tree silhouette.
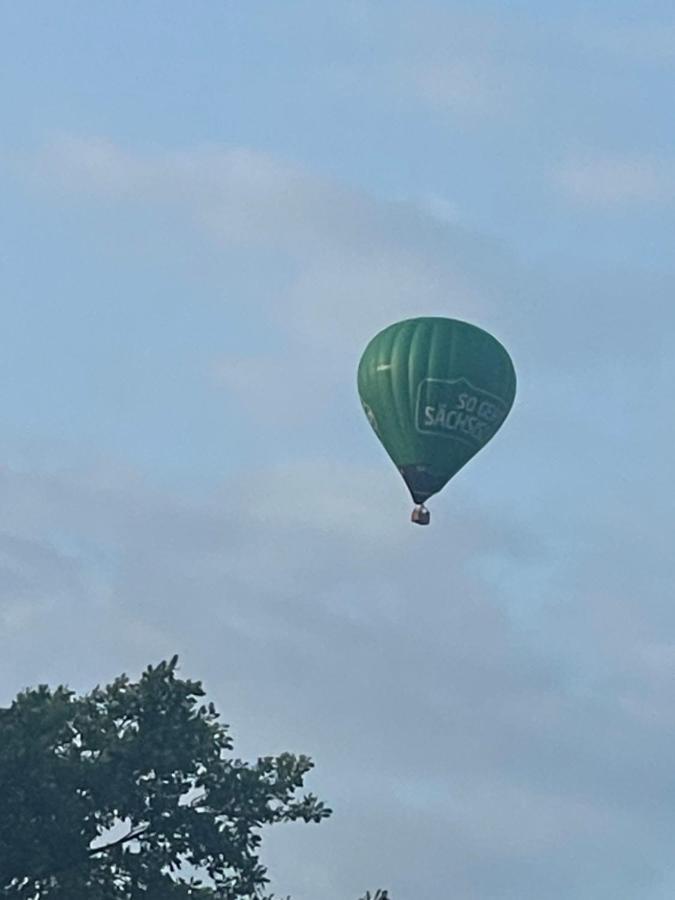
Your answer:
[0,657,330,899]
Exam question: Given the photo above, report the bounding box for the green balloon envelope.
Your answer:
[357,317,516,506]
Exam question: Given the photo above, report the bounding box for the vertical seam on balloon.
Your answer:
[380,325,400,469]
[390,322,408,463]
[408,319,420,463]
[430,318,443,476]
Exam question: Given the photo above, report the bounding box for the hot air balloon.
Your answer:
[357,317,516,525]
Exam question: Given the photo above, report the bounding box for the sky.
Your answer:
[1,1,675,897]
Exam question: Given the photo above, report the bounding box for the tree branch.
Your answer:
[88,823,149,856]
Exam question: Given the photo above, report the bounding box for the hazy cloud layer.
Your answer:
[574,18,675,65]
[25,136,675,364]
[3,4,675,896]
[555,154,675,207]
[1,433,674,900]
[4,136,675,898]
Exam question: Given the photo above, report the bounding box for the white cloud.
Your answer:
[25,136,520,419]
[2,2,675,894]
[32,136,478,268]
[37,135,675,376]
[554,154,675,207]
[35,136,675,376]
[325,4,520,120]
[2,453,675,899]
[405,58,511,116]
[0,532,83,630]
[7,133,675,897]
[575,19,675,66]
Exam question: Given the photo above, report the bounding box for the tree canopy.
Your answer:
[0,657,330,899]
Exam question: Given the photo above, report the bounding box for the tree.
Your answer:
[0,657,330,899]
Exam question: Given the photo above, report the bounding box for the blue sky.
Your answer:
[2,3,675,898]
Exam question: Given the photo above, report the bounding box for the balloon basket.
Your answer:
[411,504,430,526]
